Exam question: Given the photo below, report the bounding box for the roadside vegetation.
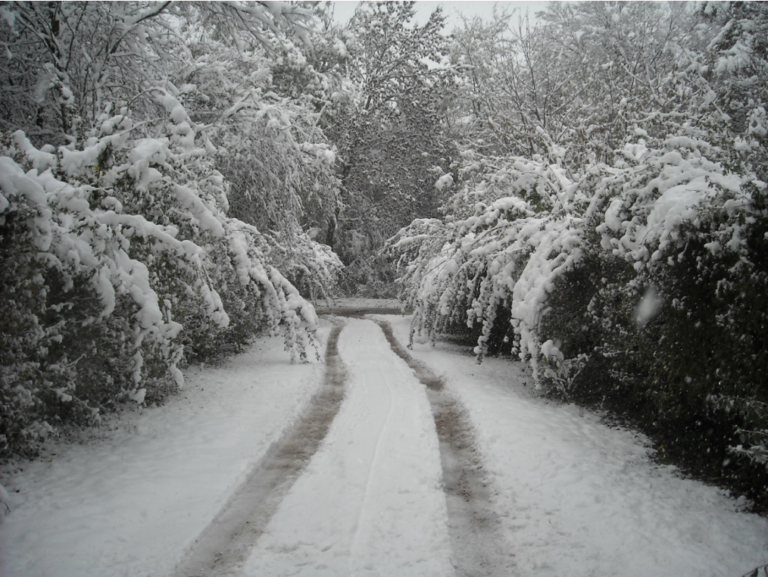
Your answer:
[2,1,767,512]
[389,2,768,511]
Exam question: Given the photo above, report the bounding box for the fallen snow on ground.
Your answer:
[3,309,768,577]
[0,322,330,577]
[380,314,768,577]
[240,317,452,577]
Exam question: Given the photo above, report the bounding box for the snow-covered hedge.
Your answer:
[390,2,768,494]
[0,93,335,458]
[390,134,768,474]
[391,151,588,367]
[175,36,344,302]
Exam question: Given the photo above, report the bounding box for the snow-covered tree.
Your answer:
[391,1,768,498]
[449,3,698,166]
[0,1,315,142]
[0,1,341,458]
[326,1,455,295]
[175,18,343,300]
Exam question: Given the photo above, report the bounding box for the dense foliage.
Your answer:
[390,2,768,506]
[326,2,455,295]
[0,1,341,457]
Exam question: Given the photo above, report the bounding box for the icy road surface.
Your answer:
[1,311,768,577]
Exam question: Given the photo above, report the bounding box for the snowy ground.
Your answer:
[2,310,768,577]
[380,314,768,577]
[0,323,331,577]
[240,318,452,577]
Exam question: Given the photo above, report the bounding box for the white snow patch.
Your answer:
[435,173,454,190]
[0,325,329,577]
[382,315,768,577]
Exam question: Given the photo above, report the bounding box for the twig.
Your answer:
[742,564,768,577]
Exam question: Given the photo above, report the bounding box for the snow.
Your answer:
[2,312,767,577]
[434,173,454,190]
[381,315,768,577]
[603,197,625,231]
[334,38,348,58]
[0,323,330,577]
[172,183,225,236]
[241,318,452,576]
[539,339,564,362]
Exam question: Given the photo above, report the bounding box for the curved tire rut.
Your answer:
[173,323,347,577]
[374,319,516,577]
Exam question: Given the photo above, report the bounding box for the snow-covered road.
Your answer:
[380,315,768,577]
[241,318,452,576]
[2,312,768,577]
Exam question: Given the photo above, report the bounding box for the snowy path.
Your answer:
[240,318,453,576]
[380,314,768,577]
[0,324,330,577]
[2,312,768,577]
[374,319,514,577]
[174,324,347,577]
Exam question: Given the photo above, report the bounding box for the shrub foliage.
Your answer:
[390,2,768,503]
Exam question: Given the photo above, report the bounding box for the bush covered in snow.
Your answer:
[391,2,768,503]
[0,101,330,456]
[0,2,342,458]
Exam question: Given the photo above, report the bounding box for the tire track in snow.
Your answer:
[242,317,452,576]
[347,359,395,571]
[173,323,347,577]
[375,319,517,577]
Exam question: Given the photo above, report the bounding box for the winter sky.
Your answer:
[328,1,548,28]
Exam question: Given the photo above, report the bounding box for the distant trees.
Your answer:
[326,1,455,295]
